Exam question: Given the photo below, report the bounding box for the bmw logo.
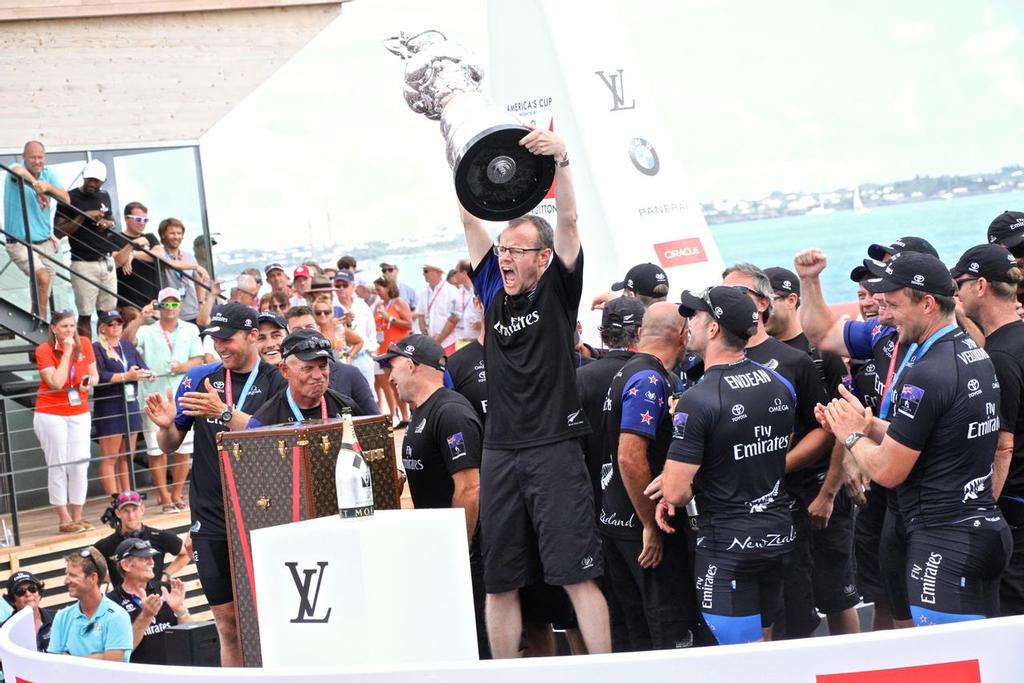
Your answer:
[628,137,660,176]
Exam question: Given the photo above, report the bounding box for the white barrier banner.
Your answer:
[4,605,1024,681]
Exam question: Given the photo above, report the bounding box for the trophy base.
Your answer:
[453,124,556,222]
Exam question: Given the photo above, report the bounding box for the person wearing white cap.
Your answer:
[54,158,119,338]
[417,262,462,354]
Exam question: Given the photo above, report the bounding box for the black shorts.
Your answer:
[1000,521,1024,616]
[519,582,576,630]
[693,548,788,645]
[480,439,603,593]
[810,492,859,614]
[602,532,698,650]
[906,515,1011,624]
[777,506,820,639]
[854,484,888,604]
[880,506,911,622]
[192,535,234,606]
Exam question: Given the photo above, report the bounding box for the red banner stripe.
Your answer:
[817,659,981,683]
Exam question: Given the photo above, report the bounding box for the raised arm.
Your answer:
[458,201,492,270]
[520,129,578,270]
[794,248,848,356]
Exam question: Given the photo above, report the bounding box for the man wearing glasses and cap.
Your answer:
[144,302,286,667]
[657,286,797,645]
[987,211,1024,306]
[247,329,365,426]
[107,538,191,664]
[822,251,1011,626]
[48,546,133,662]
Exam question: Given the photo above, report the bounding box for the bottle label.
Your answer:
[339,505,375,519]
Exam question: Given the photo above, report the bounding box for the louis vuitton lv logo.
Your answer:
[286,561,333,623]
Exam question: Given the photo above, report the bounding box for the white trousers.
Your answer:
[33,411,91,506]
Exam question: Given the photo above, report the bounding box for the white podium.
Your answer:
[249,508,478,667]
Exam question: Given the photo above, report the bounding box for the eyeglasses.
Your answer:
[314,310,333,317]
[701,288,723,322]
[382,267,396,273]
[158,301,181,310]
[126,216,149,225]
[13,585,39,597]
[269,304,286,312]
[282,337,332,358]
[955,277,979,291]
[493,245,544,259]
[335,281,351,288]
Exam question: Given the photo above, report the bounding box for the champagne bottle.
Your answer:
[336,408,374,519]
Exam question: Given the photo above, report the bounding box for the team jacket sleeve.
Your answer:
[619,369,669,440]
[173,364,219,432]
[667,393,712,465]
[843,320,885,360]
[885,366,950,452]
[436,404,482,475]
[469,250,503,313]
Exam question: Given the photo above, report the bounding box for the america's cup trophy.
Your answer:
[384,30,555,221]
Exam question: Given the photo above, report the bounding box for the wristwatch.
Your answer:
[556,152,570,168]
[844,432,866,451]
[220,406,233,423]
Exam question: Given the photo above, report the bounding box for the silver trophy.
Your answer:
[384,30,554,221]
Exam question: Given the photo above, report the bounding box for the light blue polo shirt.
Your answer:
[47,595,133,662]
[2,165,58,243]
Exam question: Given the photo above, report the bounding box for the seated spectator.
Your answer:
[107,539,191,664]
[47,547,132,662]
[54,160,119,338]
[94,491,191,591]
[3,140,68,319]
[34,310,98,533]
[1,571,55,653]
[92,310,152,497]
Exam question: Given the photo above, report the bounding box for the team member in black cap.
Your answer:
[107,538,192,664]
[577,297,646,505]
[255,312,288,366]
[867,236,939,262]
[722,263,832,638]
[591,263,670,311]
[823,250,1011,625]
[657,286,796,645]
[762,266,860,635]
[987,211,1024,305]
[599,302,698,651]
[143,302,285,667]
[952,243,1024,615]
[378,334,487,656]
[248,329,365,427]
[1,571,55,652]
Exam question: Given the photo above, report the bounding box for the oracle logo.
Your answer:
[654,237,708,268]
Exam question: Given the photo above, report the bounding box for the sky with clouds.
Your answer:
[199,0,1024,251]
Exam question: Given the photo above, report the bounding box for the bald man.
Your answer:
[598,302,700,651]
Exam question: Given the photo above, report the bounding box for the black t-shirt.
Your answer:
[668,358,797,554]
[247,388,364,428]
[599,353,679,540]
[784,332,847,399]
[401,388,482,509]
[108,584,178,664]
[745,336,829,503]
[886,329,1001,531]
[57,187,118,261]
[982,321,1024,520]
[174,360,287,539]
[93,525,184,589]
[445,340,488,423]
[116,232,161,307]
[577,350,635,507]
[470,248,588,448]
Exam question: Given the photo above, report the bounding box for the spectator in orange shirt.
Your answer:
[33,310,99,534]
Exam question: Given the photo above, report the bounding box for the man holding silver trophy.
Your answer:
[387,30,610,657]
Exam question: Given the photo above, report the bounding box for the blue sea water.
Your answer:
[712,191,1024,303]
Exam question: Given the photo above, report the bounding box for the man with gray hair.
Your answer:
[197,272,260,327]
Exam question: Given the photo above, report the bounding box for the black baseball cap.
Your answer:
[849,260,885,283]
[6,571,41,595]
[281,329,334,361]
[763,266,800,296]
[115,538,160,562]
[601,296,645,330]
[987,211,1024,249]
[950,244,1018,283]
[864,251,955,296]
[867,236,938,261]
[610,263,669,297]
[373,333,446,370]
[678,285,760,340]
[334,270,354,284]
[97,309,124,325]
[257,312,287,330]
[203,302,257,339]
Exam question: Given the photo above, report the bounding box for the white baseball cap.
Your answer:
[157,287,182,303]
[82,159,107,182]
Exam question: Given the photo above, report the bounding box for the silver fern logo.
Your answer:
[962,466,993,503]
[746,479,781,513]
[600,463,614,490]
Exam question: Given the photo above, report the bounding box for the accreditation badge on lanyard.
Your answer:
[118,343,136,402]
[67,363,81,406]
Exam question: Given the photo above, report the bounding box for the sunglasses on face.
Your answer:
[13,585,39,597]
[314,309,332,317]
[382,267,395,273]
[126,216,149,225]
[158,301,181,310]
[335,281,351,288]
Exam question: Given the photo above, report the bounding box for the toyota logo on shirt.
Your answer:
[653,237,708,268]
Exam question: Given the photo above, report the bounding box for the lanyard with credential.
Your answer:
[115,342,128,372]
[285,390,327,423]
[223,359,260,413]
[879,324,957,420]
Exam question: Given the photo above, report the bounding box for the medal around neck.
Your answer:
[384,29,554,221]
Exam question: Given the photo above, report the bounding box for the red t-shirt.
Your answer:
[34,339,95,416]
